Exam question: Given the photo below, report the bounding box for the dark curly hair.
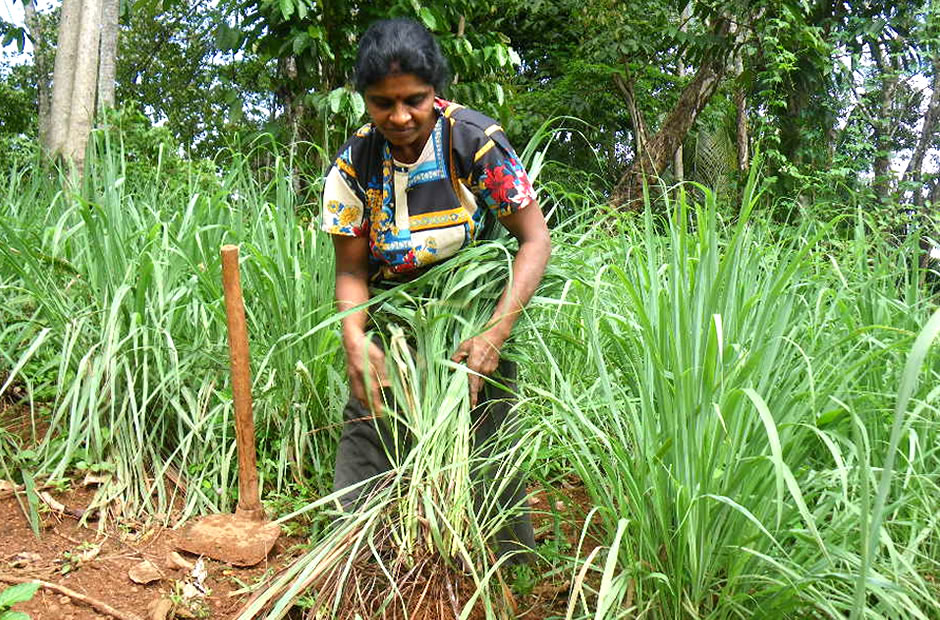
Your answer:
[353,18,450,93]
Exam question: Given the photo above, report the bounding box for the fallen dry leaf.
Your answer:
[174,606,197,619]
[39,491,67,513]
[39,491,89,519]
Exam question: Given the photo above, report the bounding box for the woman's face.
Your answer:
[364,72,437,161]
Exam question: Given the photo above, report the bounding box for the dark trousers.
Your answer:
[332,358,536,564]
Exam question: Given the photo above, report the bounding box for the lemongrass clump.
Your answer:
[237,243,537,619]
[524,173,940,618]
[0,140,343,524]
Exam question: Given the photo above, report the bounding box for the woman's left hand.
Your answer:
[452,331,505,409]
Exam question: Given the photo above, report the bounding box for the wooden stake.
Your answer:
[220,245,263,519]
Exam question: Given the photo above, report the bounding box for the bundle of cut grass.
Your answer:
[238,243,539,619]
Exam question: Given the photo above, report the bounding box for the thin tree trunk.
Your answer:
[929,178,940,209]
[734,52,748,173]
[868,38,900,204]
[453,15,465,84]
[64,0,102,168]
[611,53,728,208]
[674,57,686,181]
[278,55,303,195]
[613,71,649,162]
[23,0,52,147]
[97,0,119,111]
[47,0,83,155]
[674,2,691,181]
[902,55,940,207]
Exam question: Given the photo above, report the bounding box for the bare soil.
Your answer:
[0,482,602,620]
[0,486,300,620]
[1,404,603,619]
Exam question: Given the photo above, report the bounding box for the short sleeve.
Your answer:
[470,130,536,218]
[321,164,366,237]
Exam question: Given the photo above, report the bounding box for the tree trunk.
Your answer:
[929,178,940,210]
[64,0,102,168]
[23,0,53,147]
[673,2,691,182]
[45,0,103,168]
[613,72,648,163]
[734,52,749,173]
[46,0,82,155]
[278,55,304,196]
[673,59,686,181]
[868,38,900,204]
[97,0,119,111]
[611,53,728,208]
[902,55,940,207]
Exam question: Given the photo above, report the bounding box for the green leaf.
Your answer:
[328,88,344,114]
[495,45,508,67]
[292,33,307,55]
[227,94,245,123]
[419,7,437,30]
[295,0,307,20]
[1,612,33,620]
[21,469,40,539]
[280,0,293,20]
[320,40,335,61]
[214,24,240,52]
[0,25,25,52]
[349,92,365,121]
[0,582,40,608]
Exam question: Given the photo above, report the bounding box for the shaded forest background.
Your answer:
[2,0,940,227]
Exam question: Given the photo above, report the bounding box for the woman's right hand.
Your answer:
[344,332,389,415]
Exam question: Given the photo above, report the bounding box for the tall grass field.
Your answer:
[1,136,938,619]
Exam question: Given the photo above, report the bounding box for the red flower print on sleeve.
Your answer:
[484,164,516,205]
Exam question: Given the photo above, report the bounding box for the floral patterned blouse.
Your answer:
[321,98,536,282]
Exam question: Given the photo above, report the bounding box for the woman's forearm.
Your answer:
[333,249,389,412]
[331,235,372,348]
[335,270,370,346]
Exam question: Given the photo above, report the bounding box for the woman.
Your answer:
[322,18,551,561]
